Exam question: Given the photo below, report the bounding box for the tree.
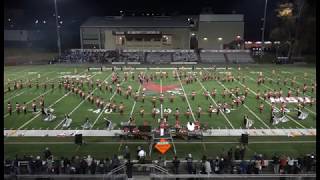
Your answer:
[269,0,315,62]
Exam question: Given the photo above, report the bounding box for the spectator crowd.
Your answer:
[4,145,316,176]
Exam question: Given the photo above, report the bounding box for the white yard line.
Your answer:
[90,79,126,129]
[234,78,307,129]
[129,84,142,117]
[4,70,87,118]
[176,70,196,122]
[202,68,270,129]
[262,76,317,115]
[216,80,271,129]
[4,72,58,102]
[196,78,235,129]
[54,73,105,129]
[17,91,73,130]
[4,91,25,102]
[245,75,316,116]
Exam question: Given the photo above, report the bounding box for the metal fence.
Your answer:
[4,174,127,180]
[150,174,317,180]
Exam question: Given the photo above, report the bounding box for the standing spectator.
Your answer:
[203,156,212,174]
[80,157,88,174]
[186,153,193,174]
[293,161,301,174]
[86,155,93,170]
[239,145,246,160]
[90,159,97,174]
[227,148,233,161]
[254,159,262,174]
[172,156,180,174]
[234,146,240,160]
[239,160,248,174]
[126,159,133,179]
[111,155,120,170]
[43,147,52,160]
[279,155,288,171]
[213,156,220,174]
[272,154,280,174]
[123,145,131,160]
[287,156,294,174]
[219,157,225,173]
[137,147,146,163]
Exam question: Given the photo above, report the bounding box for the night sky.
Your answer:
[4,0,280,41]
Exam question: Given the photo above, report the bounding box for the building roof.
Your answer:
[199,14,244,22]
[81,16,197,28]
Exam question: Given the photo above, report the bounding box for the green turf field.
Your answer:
[4,64,316,159]
[4,64,316,130]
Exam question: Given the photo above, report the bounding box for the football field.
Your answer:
[4,64,316,159]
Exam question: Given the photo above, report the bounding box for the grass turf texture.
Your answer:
[4,64,316,159]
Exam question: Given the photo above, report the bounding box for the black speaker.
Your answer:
[241,134,248,144]
[75,134,82,145]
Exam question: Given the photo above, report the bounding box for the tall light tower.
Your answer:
[261,0,268,57]
[54,0,62,60]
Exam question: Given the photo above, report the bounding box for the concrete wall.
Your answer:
[197,21,244,49]
[81,27,190,50]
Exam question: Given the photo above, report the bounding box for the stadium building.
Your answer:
[80,14,244,50]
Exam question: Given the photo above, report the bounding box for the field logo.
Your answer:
[269,97,311,104]
[28,72,37,75]
[166,88,183,95]
[155,138,171,154]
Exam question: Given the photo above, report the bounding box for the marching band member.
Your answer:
[280,102,286,116]
[222,88,226,98]
[191,90,196,100]
[204,91,209,100]
[303,84,307,94]
[259,102,264,114]
[32,100,37,112]
[159,93,164,103]
[244,87,249,97]
[256,90,261,100]
[8,101,12,115]
[197,105,202,118]
[163,107,169,119]
[287,88,292,97]
[152,96,157,106]
[170,94,175,103]
[208,104,213,117]
[152,106,157,119]
[211,88,216,99]
[119,102,124,115]
[185,108,191,120]
[134,91,139,101]
[175,108,180,120]
[140,106,144,118]
[22,102,27,114]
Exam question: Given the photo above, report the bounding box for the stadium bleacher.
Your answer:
[56,49,257,65]
[226,52,254,63]
[200,51,226,63]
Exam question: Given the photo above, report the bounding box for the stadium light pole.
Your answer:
[54,0,62,61]
[261,0,268,59]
